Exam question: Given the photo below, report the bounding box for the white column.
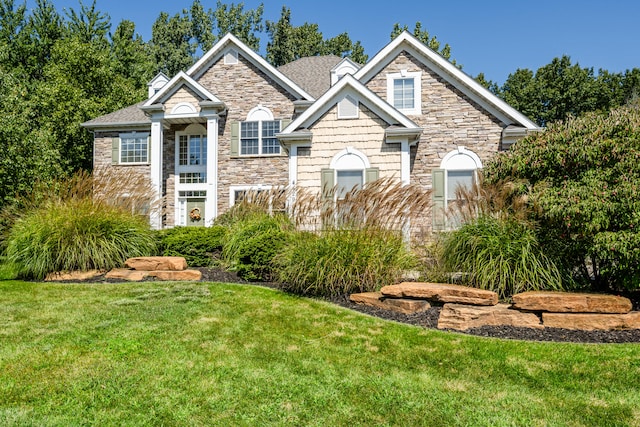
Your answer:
[400,140,410,186]
[288,145,298,212]
[149,118,163,229]
[205,114,219,224]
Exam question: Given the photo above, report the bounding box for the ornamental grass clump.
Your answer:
[7,198,156,280]
[276,227,416,297]
[441,215,563,299]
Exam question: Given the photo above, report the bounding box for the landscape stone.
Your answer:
[380,282,498,306]
[105,268,149,281]
[512,291,632,314]
[45,270,105,281]
[147,269,203,281]
[437,303,543,331]
[542,312,640,331]
[124,256,188,271]
[350,292,430,314]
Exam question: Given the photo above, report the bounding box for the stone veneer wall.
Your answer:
[297,104,402,192]
[93,130,152,194]
[365,51,504,189]
[196,55,297,213]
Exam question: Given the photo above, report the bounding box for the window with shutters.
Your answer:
[231,105,287,157]
[240,120,280,155]
[432,147,482,230]
[116,132,149,164]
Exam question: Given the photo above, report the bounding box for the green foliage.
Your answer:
[498,56,640,126]
[276,228,416,297]
[441,216,563,299]
[6,198,156,280]
[157,225,226,267]
[150,10,196,76]
[266,6,368,66]
[222,213,292,281]
[485,105,640,290]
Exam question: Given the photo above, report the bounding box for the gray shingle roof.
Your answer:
[278,55,342,99]
[82,101,150,128]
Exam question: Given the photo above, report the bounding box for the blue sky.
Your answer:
[25,0,640,84]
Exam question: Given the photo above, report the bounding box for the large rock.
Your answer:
[124,256,187,271]
[147,270,202,281]
[105,268,149,281]
[542,312,640,331]
[381,282,498,306]
[350,292,430,314]
[45,270,105,281]
[438,303,543,331]
[512,291,632,314]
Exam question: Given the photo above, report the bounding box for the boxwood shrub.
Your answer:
[157,225,227,267]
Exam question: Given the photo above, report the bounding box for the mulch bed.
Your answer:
[50,267,640,344]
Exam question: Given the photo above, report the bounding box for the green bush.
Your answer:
[440,215,563,299]
[6,198,156,280]
[157,225,227,267]
[276,228,416,297]
[222,213,293,281]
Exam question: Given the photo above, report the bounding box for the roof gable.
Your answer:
[143,71,221,107]
[355,31,539,130]
[187,33,314,101]
[280,74,421,135]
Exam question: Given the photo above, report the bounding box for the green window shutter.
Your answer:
[365,167,379,184]
[320,168,335,203]
[432,169,446,231]
[280,119,292,131]
[230,121,240,156]
[112,137,120,165]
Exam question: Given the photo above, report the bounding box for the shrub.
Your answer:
[276,228,416,297]
[157,226,227,267]
[440,215,563,299]
[6,198,156,280]
[485,105,640,290]
[222,213,293,281]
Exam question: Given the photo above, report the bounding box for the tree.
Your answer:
[266,6,368,66]
[150,10,196,76]
[212,0,263,51]
[110,19,154,93]
[474,72,499,94]
[23,0,64,79]
[64,0,110,44]
[484,104,640,290]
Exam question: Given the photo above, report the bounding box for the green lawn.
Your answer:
[1,280,639,426]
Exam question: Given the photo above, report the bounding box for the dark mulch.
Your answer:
[48,267,640,344]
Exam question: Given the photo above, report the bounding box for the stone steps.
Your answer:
[351,283,639,332]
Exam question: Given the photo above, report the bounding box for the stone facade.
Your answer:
[365,51,504,189]
[197,55,296,213]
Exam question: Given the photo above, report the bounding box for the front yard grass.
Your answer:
[1,280,639,426]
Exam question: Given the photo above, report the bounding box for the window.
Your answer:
[386,71,422,115]
[118,133,149,164]
[336,170,363,200]
[433,147,482,230]
[230,186,286,213]
[240,120,281,155]
[179,134,207,166]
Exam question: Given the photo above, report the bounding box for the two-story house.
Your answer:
[82,31,538,231]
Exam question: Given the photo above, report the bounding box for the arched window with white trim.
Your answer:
[432,146,482,230]
[321,147,379,202]
[229,105,291,157]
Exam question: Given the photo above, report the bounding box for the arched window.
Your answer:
[320,147,379,201]
[236,105,282,156]
[433,147,482,230]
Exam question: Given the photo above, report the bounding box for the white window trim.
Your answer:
[440,146,482,219]
[119,132,150,165]
[386,70,422,115]
[229,184,285,214]
[240,119,282,156]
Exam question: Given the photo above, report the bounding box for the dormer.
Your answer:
[147,72,170,98]
[330,57,361,86]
